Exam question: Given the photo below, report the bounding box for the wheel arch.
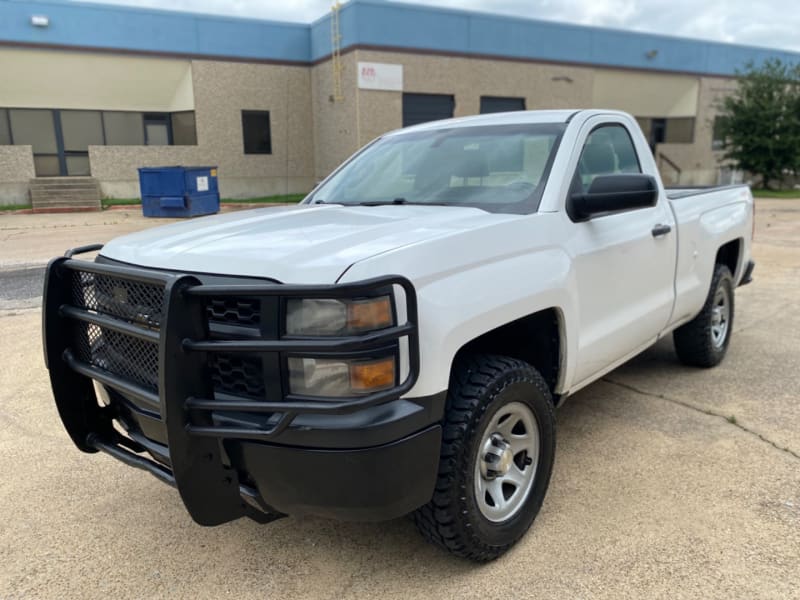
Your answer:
[450,307,567,404]
[715,238,742,281]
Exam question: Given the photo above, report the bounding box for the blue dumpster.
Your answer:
[138,166,220,218]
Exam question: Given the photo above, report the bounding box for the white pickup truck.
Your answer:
[43,109,754,561]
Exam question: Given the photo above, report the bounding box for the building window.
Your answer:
[0,109,11,145]
[480,96,526,114]
[635,117,652,140]
[241,110,272,154]
[103,112,145,145]
[171,111,197,145]
[8,108,60,177]
[2,107,197,176]
[650,118,668,148]
[712,116,726,150]
[402,93,455,127]
[664,117,694,143]
[144,113,171,146]
[61,110,104,152]
[635,116,695,150]
[8,109,57,153]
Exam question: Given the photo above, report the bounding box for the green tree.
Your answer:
[717,59,800,189]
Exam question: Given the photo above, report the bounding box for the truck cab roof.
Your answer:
[387,109,629,136]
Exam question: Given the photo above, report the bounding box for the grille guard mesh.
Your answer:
[43,249,419,526]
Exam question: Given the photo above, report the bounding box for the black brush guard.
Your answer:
[43,245,419,526]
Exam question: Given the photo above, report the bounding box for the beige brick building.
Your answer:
[1,0,796,206]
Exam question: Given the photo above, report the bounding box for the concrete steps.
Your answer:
[29,177,102,212]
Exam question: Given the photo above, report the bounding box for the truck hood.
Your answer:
[100,204,516,283]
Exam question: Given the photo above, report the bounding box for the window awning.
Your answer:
[591,71,699,118]
[0,48,194,112]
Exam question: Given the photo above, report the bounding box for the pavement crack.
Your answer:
[603,377,800,461]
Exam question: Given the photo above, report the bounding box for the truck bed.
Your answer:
[666,184,749,200]
[666,183,753,328]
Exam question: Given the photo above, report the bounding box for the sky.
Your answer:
[79,0,800,52]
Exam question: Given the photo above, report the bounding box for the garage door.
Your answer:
[402,93,455,127]
[480,96,526,114]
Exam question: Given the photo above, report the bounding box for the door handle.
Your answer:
[651,223,672,237]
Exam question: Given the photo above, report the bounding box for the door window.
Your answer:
[60,110,104,176]
[33,155,61,177]
[65,155,91,176]
[574,123,641,192]
[650,119,666,148]
[144,114,170,145]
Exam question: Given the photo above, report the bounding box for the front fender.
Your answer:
[340,218,577,398]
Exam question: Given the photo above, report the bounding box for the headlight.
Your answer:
[285,295,393,336]
[288,356,396,397]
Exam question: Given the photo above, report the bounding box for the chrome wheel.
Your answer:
[474,401,540,522]
[710,284,730,349]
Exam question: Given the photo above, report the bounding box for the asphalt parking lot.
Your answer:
[0,201,798,599]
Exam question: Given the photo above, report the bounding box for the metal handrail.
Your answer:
[658,151,682,185]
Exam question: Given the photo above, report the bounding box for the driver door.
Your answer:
[568,118,677,385]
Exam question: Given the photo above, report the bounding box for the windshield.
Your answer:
[308,123,566,214]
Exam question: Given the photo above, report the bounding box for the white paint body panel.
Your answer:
[101,203,515,284]
[667,187,753,326]
[555,114,678,385]
[100,109,753,400]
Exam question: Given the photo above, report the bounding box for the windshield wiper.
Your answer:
[357,198,411,206]
[356,198,447,207]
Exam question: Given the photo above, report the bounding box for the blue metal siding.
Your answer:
[466,15,594,64]
[353,2,472,54]
[309,14,332,62]
[340,0,800,76]
[0,0,310,62]
[1,0,799,75]
[309,1,359,63]
[192,16,309,61]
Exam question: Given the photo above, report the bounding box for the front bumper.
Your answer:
[234,425,441,520]
[43,245,440,523]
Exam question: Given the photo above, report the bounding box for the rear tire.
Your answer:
[673,264,734,368]
[413,354,556,562]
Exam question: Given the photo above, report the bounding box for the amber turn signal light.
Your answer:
[349,357,396,392]
[347,296,393,332]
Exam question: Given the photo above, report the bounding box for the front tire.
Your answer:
[673,264,735,367]
[413,354,556,561]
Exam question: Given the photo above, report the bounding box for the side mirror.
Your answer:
[568,174,659,221]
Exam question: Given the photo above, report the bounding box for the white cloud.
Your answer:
[76,0,800,52]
